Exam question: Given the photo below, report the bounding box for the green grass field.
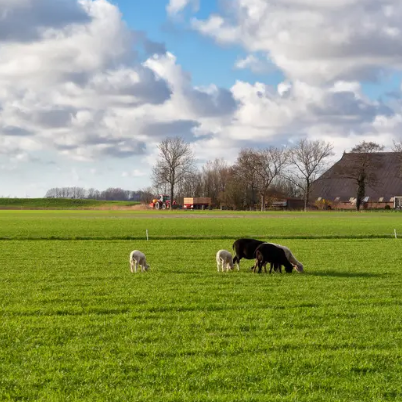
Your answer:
[1,211,402,401]
[1,210,402,240]
[0,198,140,209]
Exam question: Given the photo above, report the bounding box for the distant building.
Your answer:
[310,152,402,210]
[271,198,305,210]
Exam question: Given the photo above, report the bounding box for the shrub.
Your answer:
[315,198,333,210]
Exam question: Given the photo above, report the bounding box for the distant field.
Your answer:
[0,210,402,240]
[1,211,402,401]
[0,198,140,210]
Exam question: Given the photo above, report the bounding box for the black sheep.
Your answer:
[254,243,294,274]
[232,238,265,270]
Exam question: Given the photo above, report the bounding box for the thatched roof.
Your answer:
[310,152,402,202]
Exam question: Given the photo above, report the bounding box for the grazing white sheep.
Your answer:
[265,243,304,273]
[129,250,150,273]
[216,249,235,272]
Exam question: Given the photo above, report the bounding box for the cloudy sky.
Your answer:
[1,0,402,197]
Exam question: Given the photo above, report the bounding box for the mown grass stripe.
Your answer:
[0,234,400,241]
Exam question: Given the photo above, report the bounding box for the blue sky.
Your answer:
[113,0,286,89]
[113,0,399,100]
[1,0,402,197]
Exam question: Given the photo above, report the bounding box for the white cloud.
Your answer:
[166,0,198,16]
[1,0,402,197]
[0,0,235,164]
[192,0,402,84]
[235,54,275,74]
[122,169,146,178]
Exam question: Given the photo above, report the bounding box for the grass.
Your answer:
[0,198,140,209]
[1,211,402,400]
[1,210,402,240]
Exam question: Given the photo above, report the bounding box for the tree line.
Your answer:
[45,187,153,203]
[152,137,334,211]
[45,138,402,211]
[152,137,402,211]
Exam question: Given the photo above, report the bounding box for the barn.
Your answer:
[310,152,402,210]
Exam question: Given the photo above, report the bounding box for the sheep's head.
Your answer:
[295,263,304,273]
[144,263,150,271]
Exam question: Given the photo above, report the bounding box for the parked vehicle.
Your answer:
[183,197,212,210]
[151,194,171,210]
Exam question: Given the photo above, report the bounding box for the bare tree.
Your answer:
[218,166,245,210]
[176,171,203,203]
[286,139,334,211]
[235,149,259,209]
[253,148,289,211]
[87,188,100,200]
[392,140,402,177]
[201,158,231,207]
[332,141,384,211]
[152,137,195,208]
[234,148,288,211]
[139,187,155,204]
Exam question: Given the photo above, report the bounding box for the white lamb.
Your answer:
[129,250,150,273]
[266,243,304,272]
[216,249,235,272]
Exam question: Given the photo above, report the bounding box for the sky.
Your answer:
[1,0,402,197]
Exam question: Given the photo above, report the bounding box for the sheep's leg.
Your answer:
[134,260,138,273]
[269,262,274,274]
[233,256,240,271]
[130,260,134,273]
[222,259,226,272]
[217,260,220,272]
[253,260,259,273]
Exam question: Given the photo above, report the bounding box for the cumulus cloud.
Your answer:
[166,0,198,16]
[235,54,275,74]
[216,79,397,157]
[191,0,402,84]
[122,169,146,178]
[0,0,234,163]
[2,0,402,197]
[0,0,91,42]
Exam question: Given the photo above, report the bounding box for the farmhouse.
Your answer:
[310,152,402,210]
[271,198,305,210]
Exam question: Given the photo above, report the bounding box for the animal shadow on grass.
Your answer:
[308,270,385,278]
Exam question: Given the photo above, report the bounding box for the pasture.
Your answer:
[1,210,402,401]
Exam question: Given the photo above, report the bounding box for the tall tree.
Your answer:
[234,148,288,211]
[218,166,245,210]
[201,158,231,207]
[333,141,384,211]
[392,140,402,177]
[176,171,203,202]
[152,137,195,208]
[351,141,384,211]
[253,147,289,211]
[235,149,259,209]
[287,139,334,211]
